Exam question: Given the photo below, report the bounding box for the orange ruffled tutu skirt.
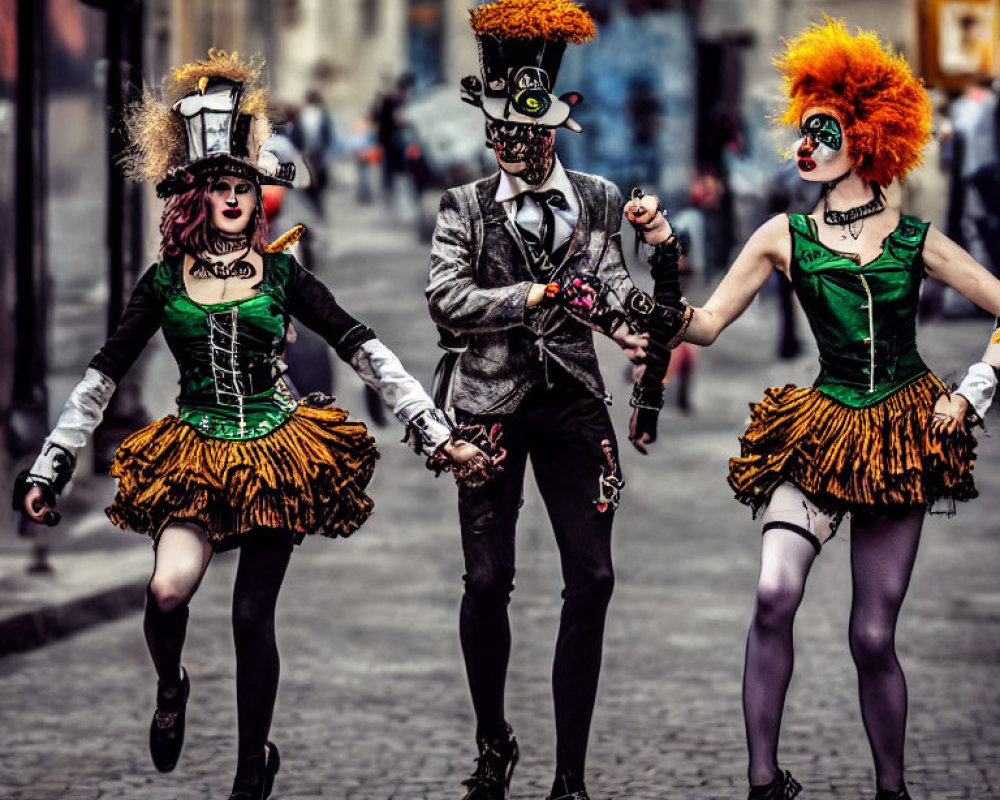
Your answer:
[106,402,379,551]
[729,373,977,519]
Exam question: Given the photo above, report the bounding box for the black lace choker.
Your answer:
[823,177,886,228]
[189,245,254,279]
[208,233,250,256]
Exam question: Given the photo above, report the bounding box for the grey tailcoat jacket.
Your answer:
[426,170,637,416]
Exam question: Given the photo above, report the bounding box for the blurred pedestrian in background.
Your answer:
[290,89,337,215]
[946,74,998,255]
[374,72,414,205]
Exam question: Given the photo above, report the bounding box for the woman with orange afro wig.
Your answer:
[625,17,1000,800]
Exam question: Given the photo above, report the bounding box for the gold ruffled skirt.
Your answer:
[729,373,977,517]
[106,403,379,551]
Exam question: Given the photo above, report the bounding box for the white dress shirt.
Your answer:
[496,157,580,252]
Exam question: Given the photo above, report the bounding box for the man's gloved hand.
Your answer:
[544,274,624,336]
[628,366,666,455]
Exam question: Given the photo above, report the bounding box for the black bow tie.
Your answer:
[518,189,568,211]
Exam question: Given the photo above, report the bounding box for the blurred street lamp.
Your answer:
[8,0,50,460]
[80,0,149,472]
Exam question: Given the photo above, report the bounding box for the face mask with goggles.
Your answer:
[485,119,556,185]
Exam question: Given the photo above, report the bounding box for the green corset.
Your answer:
[153,254,298,439]
[789,214,931,408]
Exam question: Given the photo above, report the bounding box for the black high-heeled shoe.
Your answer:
[149,666,190,773]
[461,724,518,800]
[228,741,280,800]
[546,773,591,800]
[875,786,911,800]
[748,769,802,800]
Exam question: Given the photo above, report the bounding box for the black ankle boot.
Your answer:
[748,769,802,800]
[461,724,518,800]
[149,666,190,772]
[228,742,280,800]
[875,786,911,800]
[546,773,590,800]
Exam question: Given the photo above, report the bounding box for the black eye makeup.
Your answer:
[799,113,842,151]
[210,179,253,194]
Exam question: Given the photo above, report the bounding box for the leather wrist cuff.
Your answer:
[630,375,665,411]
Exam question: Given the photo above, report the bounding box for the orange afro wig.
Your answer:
[775,17,932,186]
[470,0,596,44]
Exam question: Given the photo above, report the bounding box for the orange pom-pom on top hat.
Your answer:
[774,17,932,187]
[469,0,596,43]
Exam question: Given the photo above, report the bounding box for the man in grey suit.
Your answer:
[426,3,684,799]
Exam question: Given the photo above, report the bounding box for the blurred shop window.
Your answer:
[940,6,995,76]
[408,0,443,92]
[919,0,999,93]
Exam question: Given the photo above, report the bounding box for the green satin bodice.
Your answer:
[788,213,931,408]
[153,253,298,439]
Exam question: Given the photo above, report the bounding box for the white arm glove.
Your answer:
[953,361,997,423]
[29,368,116,492]
[349,339,451,456]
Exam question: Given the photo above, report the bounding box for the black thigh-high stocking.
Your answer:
[743,528,818,785]
[849,509,922,794]
[232,533,293,766]
[145,524,213,687]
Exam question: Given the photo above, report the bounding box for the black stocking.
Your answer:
[232,533,293,768]
[144,524,211,687]
[849,509,922,793]
[743,528,818,786]
[144,588,190,688]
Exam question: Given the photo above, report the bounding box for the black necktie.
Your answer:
[516,189,568,257]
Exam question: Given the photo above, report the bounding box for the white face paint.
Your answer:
[207,175,257,235]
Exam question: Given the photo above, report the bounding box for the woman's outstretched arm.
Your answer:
[17,264,165,523]
[684,213,791,345]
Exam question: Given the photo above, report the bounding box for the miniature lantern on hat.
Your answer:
[122,49,294,197]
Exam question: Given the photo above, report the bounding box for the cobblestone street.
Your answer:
[1,189,998,800]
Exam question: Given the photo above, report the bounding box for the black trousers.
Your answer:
[457,379,621,782]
